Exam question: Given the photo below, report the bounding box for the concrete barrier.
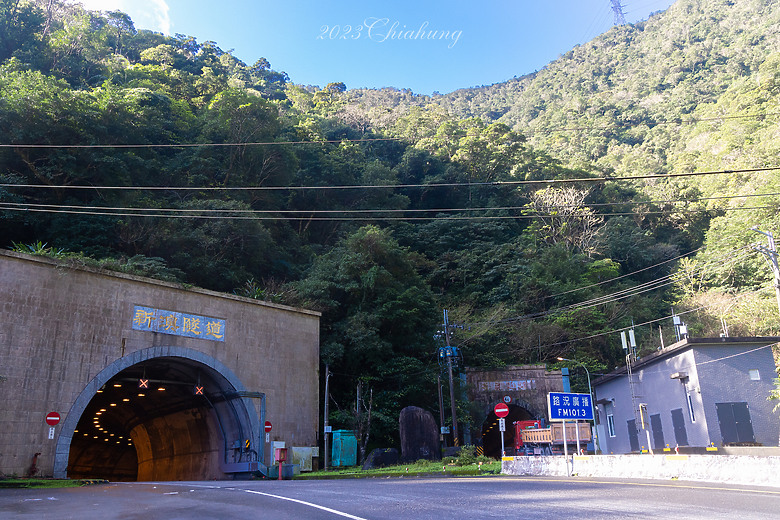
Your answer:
[503,454,780,488]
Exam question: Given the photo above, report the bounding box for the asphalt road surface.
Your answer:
[2,476,779,519]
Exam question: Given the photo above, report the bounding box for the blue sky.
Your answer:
[76,0,677,95]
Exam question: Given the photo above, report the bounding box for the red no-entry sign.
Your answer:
[494,403,509,418]
[45,412,61,426]
[264,421,272,433]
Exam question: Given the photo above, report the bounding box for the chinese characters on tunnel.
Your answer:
[132,305,226,341]
[478,379,537,392]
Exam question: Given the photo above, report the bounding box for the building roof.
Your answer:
[593,336,780,386]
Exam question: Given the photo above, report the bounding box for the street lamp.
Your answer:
[557,357,600,454]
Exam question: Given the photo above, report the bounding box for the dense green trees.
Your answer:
[2,0,779,451]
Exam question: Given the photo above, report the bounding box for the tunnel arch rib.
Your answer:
[54,346,263,479]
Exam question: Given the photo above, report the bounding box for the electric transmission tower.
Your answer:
[611,0,628,25]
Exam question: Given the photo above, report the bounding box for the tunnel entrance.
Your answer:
[64,351,261,481]
[481,404,533,459]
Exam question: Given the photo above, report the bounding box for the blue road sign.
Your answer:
[548,392,594,421]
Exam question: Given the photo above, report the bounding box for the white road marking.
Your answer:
[242,489,369,520]
[126,482,368,518]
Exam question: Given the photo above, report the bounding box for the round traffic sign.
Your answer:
[264,421,272,433]
[494,402,509,418]
[45,412,61,426]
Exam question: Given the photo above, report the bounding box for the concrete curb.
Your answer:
[503,454,780,488]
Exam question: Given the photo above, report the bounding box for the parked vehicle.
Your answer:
[514,419,592,455]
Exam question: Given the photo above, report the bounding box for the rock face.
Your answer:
[361,448,399,470]
[399,406,440,462]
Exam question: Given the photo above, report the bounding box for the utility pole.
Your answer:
[437,375,447,447]
[323,364,330,470]
[751,227,780,316]
[442,310,460,447]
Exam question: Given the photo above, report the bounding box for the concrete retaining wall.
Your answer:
[503,454,780,488]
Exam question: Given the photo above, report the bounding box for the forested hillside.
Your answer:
[1,0,778,448]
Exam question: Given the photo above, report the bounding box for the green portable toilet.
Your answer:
[331,430,357,467]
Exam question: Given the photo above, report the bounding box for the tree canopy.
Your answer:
[2,0,779,452]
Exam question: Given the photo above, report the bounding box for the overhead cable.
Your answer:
[1,166,779,192]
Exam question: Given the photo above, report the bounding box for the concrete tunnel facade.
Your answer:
[0,250,320,480]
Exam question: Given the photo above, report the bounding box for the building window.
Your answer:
[687,393,696,423]
[749,369,760,381]
[607,413,616,437]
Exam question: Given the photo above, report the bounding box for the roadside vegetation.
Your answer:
[0,478,94,488]
[295,446,500,479]
[296,460,501,479]
[2,0,779,458]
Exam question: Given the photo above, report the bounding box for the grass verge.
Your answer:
[294,460,502,480]
[0,478,103,489]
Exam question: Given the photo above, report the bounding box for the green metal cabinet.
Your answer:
[331,430,357,467]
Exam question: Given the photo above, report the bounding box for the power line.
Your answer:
[0,190,776,218]
[463,244,755,330]
[0,203,776,221]
[2,109,775,147]
[485,286,774,357]
[2,166,779,193]
[543,245,707,301]
[0,137,405,149]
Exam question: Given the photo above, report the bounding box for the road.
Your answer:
[1,476,779,519]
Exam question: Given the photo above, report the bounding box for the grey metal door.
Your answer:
[716,402,755,444]
[627,419,639,452]
[650,413,664,450]
[671,408,688,446]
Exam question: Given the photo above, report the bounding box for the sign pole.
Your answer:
[575,420,581,454]
[499,418,506,457]
[562,419,569,476]
[494,403,510,458]
[547,392,594,474]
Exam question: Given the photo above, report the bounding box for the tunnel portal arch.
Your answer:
[481,404,534,459]
[54,346,263,480]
